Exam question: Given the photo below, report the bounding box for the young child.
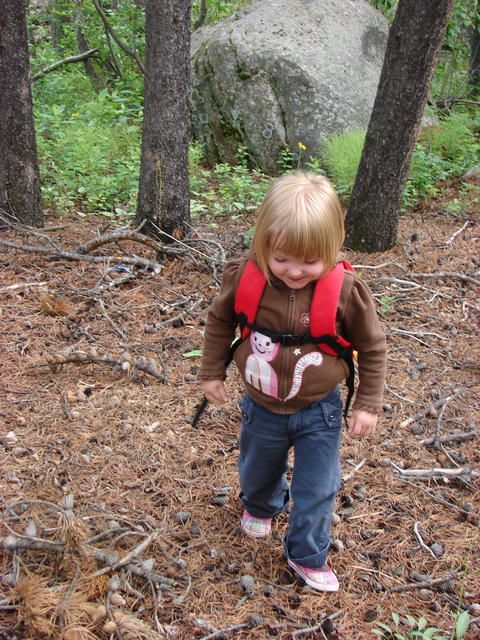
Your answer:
[198,172,387,592]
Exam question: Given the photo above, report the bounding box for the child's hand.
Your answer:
[201,379,229,405]
[348,409,378,437]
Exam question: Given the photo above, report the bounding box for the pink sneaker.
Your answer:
[241,509,272,538]
[287,559,339,592]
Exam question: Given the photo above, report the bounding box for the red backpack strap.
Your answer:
[234,260,267,340]
[310,261,354,355]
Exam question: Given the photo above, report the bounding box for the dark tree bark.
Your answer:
[136,0,192,239]
[345,0,453,253]
[194,0,208,30]
[468,0,480,95]
[0,0,43,226]
[74,5,106,91]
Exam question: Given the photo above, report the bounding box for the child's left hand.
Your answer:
[348,409,378,437]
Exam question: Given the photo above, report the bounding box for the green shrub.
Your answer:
[373,610,471,640]
[320,128,366,198]
[404,111,479,206]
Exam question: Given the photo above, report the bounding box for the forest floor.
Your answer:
[0,176,479,640]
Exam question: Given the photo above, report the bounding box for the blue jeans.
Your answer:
[238,387,343,568]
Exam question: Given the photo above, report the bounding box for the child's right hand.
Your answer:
[201,380,229,405]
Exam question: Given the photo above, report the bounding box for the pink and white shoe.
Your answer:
[241,509,272,538]
[288,559,339,592]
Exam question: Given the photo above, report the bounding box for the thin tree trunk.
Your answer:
[74,5,106,90]
[0,0,43,227]
[345,0,453,253]
[468,0,480,95]
[136,0,192,239]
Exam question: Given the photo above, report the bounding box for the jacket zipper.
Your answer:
[280,289,296,400]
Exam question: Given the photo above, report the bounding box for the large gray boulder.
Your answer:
[191,0,389,172]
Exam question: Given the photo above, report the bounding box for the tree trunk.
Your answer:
[345,0,453,253]
[468,0,480,95]
[0,0,43,227]
[136,0,192,239]
[74,5,106,91]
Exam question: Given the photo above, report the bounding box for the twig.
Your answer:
[97,298,128,339]
[391,327,447,341]
[389,461,477,480]
[387,572,457,593]
[411,270,480,287]
[432,398,450,448]
[0,238,163,273]
[400,390,464,428]
[394,478,475,517]
[198,622,250,640]
[1,533,65,552]
[352,261,405,270]
[31,353,167,383]
[0,281,49,294]
[342,458,366,482]
[149,579,163,634]
[421,429,479,446]
[75,229,164,256]
[444,221,470,246]
[291,610,344,639]
[413,522,436,559]
[88,530,158,578]
[151,221,218,262]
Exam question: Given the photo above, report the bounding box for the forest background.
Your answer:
[26,0,479,228]
[0,1,479,640]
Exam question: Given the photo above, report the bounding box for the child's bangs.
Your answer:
[270,211,329,262]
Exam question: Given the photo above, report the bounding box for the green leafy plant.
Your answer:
[320,128,366,199]
[182,349,203,358]
[404,111,479,207]
[378,295,396,316]
[373,610,471,640]
[276,147,294,172]
[373,613,444,639]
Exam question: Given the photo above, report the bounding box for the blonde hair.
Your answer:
[252,172,345,278]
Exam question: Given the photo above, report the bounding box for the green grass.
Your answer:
[320,129,366,199]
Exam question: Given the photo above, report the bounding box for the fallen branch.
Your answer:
[197,621,251,640]
[387,572,457,594]
[75,229,164,256]
[32,351,167,384]
[411,271,480,287]
[390,461,478,480]
[396,478,475,517]
[32,48,99,80]
[0,238,163,273]
[291,610,344,639]
[421,429,479,446]
[0,281,49,294]
[400,390,464,428]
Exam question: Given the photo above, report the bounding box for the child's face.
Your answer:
[267,250,326,289]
